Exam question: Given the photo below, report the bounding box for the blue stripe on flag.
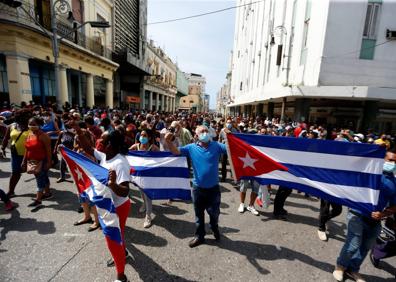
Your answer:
[252,178,375,216]
[234,133,386,158]
[143,188,192,200]
[132,166,190,178]
[282,163,382,189]
[91,195,116,213]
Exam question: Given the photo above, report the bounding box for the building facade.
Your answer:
[112,0,150,110]
[176,68,188,110]
[142,40,177,112]
[230,0,396,133]
[216,51,233,115]
[179,73,206,112]
[0,0,119,107]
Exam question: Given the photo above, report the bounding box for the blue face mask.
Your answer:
[198,132,210,143]
[383,161,396,173]
[226,123,232,129]
[139,136,149,145]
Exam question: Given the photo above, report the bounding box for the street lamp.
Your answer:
[3,0,110,109]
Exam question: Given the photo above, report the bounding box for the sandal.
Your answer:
[73,218,93,226]
[88,223,100,232]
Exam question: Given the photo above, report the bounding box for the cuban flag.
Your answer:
[226,133,386,216]
[126,151,192,200]
[60,147,123,244]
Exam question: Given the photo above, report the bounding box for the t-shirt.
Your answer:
[376,173,396,212]
[179,141,227,188]
[94,149,130,207]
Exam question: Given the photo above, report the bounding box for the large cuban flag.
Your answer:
[126,151,192,201]
[60,147,123,244]
[226,133,386,215]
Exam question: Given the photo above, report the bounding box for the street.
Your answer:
[0,151,395,282]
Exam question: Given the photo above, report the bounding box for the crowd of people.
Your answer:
[0,101,395,282]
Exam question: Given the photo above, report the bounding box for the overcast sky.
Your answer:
[147,0,236,109]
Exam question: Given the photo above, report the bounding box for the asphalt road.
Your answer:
[0,151,395,282]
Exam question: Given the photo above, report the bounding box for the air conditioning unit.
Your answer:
[386,29,396,40]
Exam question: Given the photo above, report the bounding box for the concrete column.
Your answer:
[141,91,145,110]
[161,93,165,112]
[280,97,287,122]
[106,79,114,109]
[86,74,94,108]
[156,92,160,111]
[6,55,32,105]
[149,91,153,111]
[58,66,69,106]
[166,96,170,112]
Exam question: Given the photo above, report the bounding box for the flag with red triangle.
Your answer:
[226,133,288,180]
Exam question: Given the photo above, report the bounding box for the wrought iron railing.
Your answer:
[0,1,112,59]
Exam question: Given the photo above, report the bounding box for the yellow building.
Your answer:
[0,0,119,107]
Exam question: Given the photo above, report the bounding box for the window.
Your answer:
[240,82,243,91]
[360,1,381,60]
[0,55,8,94]
[363,2,381,39]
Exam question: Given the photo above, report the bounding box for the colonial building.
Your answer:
[142,40,177,112]
[0,0,119,107]
[179,73,206,112]
[229,0,396,133]
[217,51,233,115]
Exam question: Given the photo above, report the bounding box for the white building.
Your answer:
[230,0,396,133]
[179,73,207,112]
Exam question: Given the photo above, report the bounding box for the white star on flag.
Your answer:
[238,152,258,170]
[75,167,83,182]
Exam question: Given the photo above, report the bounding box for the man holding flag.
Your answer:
[165,125,228,248]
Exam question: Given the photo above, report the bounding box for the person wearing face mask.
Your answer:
[41,111,60,167]
[171,121,193,147]
[23,117,52,207]
[54,114,75,183]
[219,119,239,182]
[375,134,391,150]
[203,117,217,140]
[165,125,229,248]
[333,151,396,282]
[130,130,159,228]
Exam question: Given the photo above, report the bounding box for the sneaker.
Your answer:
[332,266,345,281]
[42,193,53,200]
[143,215,152,228]
[139,205,146,213]
[345,271,366,282]
[107,249,130,267]
[56,178,65,183]
[256,197,263,207]
[247,205,259,216]
[317,230,328,241]
[28,200,42,207]
[5,201,14,211]
[238,203,245,213]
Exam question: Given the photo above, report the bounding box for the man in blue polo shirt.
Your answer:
[165,125,228,248]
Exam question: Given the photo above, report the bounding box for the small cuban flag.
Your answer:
[60,147,123,244]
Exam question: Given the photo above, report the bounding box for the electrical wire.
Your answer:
[147,0,265,25]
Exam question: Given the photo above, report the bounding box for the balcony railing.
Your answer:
[0,1,112,59]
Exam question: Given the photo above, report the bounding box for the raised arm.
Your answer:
[165,132,180,155]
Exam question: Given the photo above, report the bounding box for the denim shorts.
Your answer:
[240,179,260,194]
[11,153,24,174]
[35,161,49,191]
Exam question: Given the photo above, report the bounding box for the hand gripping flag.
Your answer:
[226,133,386,215]
[60,147,123,244]
[126,151,192,200]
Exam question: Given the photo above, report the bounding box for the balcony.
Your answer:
[0,0,112,59]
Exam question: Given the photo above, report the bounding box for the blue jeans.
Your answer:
[336,211,381,272]
[192,185,221,240]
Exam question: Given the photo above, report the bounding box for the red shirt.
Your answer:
[25,132,47,160]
